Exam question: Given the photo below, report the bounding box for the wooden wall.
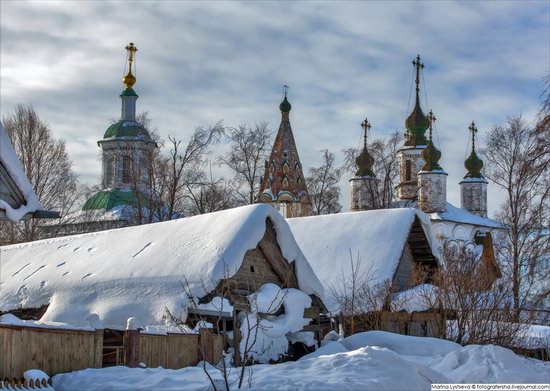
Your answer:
[139,333,224,369]
[0,325,103,379]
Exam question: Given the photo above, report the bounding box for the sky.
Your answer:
[1,1,548,216]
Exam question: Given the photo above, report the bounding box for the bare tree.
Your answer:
[219,123,272,205]
[482,116,550,320]
[184,162,238,215]
[306,149,342,215]
[343,131,403,208]
[421,242,526,346]
[0,105,80,244]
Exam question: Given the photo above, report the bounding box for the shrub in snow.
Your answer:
[239,283,312,363]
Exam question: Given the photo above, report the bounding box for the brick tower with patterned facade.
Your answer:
[257,87,312,218]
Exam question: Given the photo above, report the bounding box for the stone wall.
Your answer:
[397,146,425,200]
[350,176,379,211]
[460,179,488,217]
[418,171,447,213]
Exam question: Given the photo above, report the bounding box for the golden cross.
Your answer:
[125,43,138,73]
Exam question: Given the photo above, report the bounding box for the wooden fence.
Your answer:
[1,324,225,380]
[0,377,52,390]
[340,311,445,338]
[0,324,102,380]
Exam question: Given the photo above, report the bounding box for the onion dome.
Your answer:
[355,147,375,177]
[464,121,484,178]
[404,55,429,147]
[355,118,375,177]
[279,85,292,112]
[421,110,442,171]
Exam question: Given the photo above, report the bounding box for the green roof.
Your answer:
[280,97,292,113]
[103,120,153,140]
[82,189,139,211]
[120,87,138,97]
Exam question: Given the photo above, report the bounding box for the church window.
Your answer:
[104,156,114,187]
[297,176,302,184]
[122,156,131,183]
[270,160,276,174]
[283,161,289,174]
[405,160,412,181]
[282,176,289,189]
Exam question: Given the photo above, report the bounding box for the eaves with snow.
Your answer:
[0,123,59,221]
[287,208,440,312]
[0,204,325,330]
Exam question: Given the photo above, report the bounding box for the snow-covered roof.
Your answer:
[0,204,324,330]
[0,123,49,221]
[287,208,439,312]
[430,202,502,229]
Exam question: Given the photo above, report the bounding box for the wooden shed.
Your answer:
[0,204,326,369]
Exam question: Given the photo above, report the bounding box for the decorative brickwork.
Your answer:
[258,93,311,218]
[396,147,425,200]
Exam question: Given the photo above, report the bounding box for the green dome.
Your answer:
[103,120,152,140]
[405,101,429,146]
[355,147,375,177]
[280,97,292,113]
[464,150,484,178]
[82,189,138,211]
[421,140,442,171]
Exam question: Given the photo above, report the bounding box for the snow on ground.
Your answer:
[287,208,438,312]
[51,331,549,390]
[0,204,324,330]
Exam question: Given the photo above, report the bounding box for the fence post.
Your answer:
[123,329,140,368]
[199,328,213,363]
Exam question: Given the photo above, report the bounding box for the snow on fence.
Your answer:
[0,324,102,380]
[0,378,53,390]
[0,323,225,380]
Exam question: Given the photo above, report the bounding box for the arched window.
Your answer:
[405,160,412,181]
[283,161,290,174]
[122,156,131,183]
[282,176,289,189]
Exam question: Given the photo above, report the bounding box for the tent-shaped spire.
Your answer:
[258,87,311,215]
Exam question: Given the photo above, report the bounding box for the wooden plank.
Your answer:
[301,325,320,332]
[303,306,320,320]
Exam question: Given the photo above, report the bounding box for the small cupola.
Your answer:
[355,118,375,177]
[421,110,442,171]
[464,121,484,178]
[404,55,429,147]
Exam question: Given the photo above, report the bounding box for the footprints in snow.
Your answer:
[23,265,46,281]
[131,242,152,259]
[12,263,30,277]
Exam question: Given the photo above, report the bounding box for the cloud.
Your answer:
[1,1,547,216]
